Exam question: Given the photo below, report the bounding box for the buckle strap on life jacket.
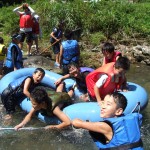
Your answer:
[100,139,143,150]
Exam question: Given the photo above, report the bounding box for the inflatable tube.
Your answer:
[0,68,148,124]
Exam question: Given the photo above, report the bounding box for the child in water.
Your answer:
[1,68,45,120]
[15,86,72,130]
[101,42,122,66]
[72,92,143,149]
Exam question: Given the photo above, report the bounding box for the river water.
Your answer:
[0,63,149,150]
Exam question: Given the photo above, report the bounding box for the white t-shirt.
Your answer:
[95,74,108,88]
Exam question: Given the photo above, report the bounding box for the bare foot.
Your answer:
[4,114,13,120]
[3,114,13,126]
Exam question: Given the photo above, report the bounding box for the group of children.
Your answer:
[0,39,143,149]
[0,3,143,149]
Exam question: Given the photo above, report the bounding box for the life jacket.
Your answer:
[105,51,122,64]
[76,67,94,91]
[40,90,72,116]
[62,40,79,65]
[9,76,32,90]
[32,20,39,34]
[0,44,5,61]
[90,113,143,150]
[5,43,23,69]
[86,62,125,100]
[20,13,33,28]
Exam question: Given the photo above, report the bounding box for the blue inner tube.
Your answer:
[0,68,148,124]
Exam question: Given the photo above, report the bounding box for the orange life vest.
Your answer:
[86,62,125,100]
[20,14,33,28]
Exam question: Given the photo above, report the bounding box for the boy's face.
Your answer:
[69,66,79,77]
[103,51,113,59]
[114,68,125,76]
[33,71,44,84]
[100,94,123,118]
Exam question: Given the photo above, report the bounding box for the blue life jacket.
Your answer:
[5,43,23,69]
[76,67,94,91]
[62,40,79,65]
[90,113,143,150]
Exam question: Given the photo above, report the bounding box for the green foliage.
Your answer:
[0,0,150,44]
[0,6,19,34]
[89,32,106,45]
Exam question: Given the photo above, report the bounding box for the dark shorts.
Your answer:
[32,34,38,40]
[20,32,33,43]
[52,43,60,54]
[62,64,69,75]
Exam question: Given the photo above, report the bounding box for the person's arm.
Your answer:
[59,45,63,65]
[23,78,32,98]
[50,29,60,43]
[27,5,35,17]
[39,26,42,39]
[14,107,36,130]
[94,74,108,104]
[72,119,112,140]
[54,74,70,86]
[45,106,71,129]
[102,57,106,66]
[120,76,128,92]
[11,46,17,71]
[2,46,7,55]
[13,5,24,15]
[116,56,120,61]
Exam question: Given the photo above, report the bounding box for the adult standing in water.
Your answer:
[13,3,35,56]
[3,33,23,75]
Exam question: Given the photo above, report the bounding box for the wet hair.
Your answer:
[31,87,48,104]
[0,37,4,44]
[111,92,127,111]
[102,42,115,54]
[30,87,52,110]
[64,29,72,39]
[67,62,79,70]
[115,56,130,71]
[34,68,45,76]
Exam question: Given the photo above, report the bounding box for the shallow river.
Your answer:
[0,63,149,150]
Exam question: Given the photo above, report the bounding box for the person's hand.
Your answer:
[72,119,83,125]
[54,78,62,86]
[97,100,104,106]
[14,123,24,131]
[44,125,57,130]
